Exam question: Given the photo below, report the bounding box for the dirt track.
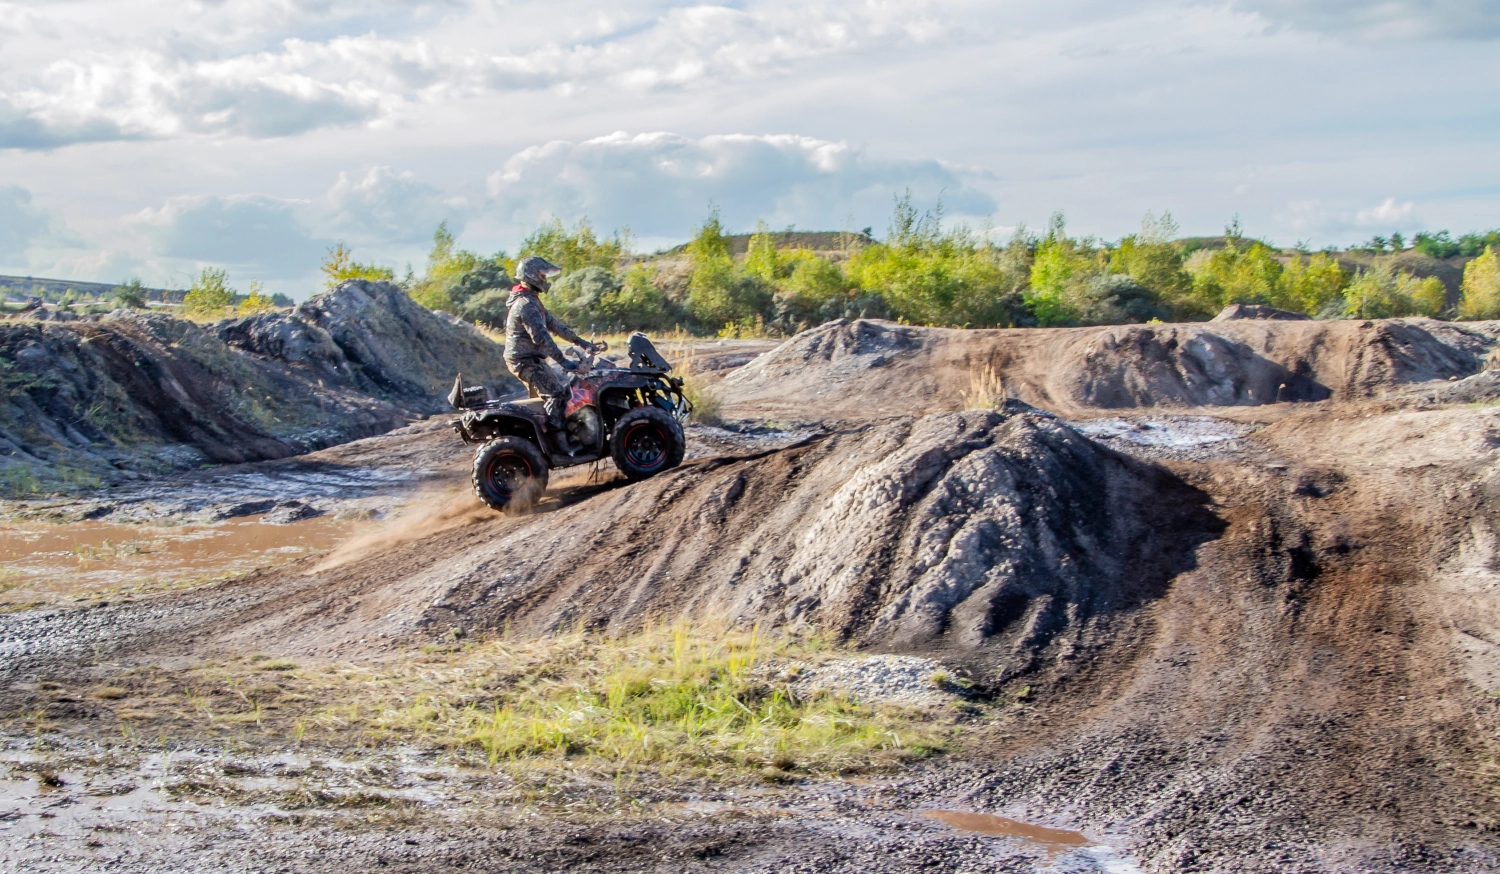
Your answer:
[4,318,1500,872]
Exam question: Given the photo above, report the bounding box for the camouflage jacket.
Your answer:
[503,286,584,366]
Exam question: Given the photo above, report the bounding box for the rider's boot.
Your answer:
[550,427,579,457]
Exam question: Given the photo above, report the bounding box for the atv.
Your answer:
[449,332,691,511]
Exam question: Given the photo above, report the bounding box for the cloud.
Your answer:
[320,165,462,246]
[1234,0,1500,39]
[135,194,329,278]
[0,1,989,149]
[0,184,78,263]
[1355,197,1416,226]
[484,131,996,240]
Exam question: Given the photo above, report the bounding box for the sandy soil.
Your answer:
[3,319,1500,872]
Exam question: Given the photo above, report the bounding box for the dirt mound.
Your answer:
[1210,303,1310,321]
[0,280,516,487]
[196,406,1218,678]
[719,317,1500,420]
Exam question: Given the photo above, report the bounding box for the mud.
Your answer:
[4,316,1500,871]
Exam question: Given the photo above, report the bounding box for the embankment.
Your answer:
[0,280,517,488]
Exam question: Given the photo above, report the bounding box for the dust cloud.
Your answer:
[310,490,493,573]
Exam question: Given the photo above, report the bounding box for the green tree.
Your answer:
[1110,212,1193,318]
[114,278,147,309]
[685,210,770,330]
[1413,230,1460,259]
[183,267,235,315]
[1184,241,1284,312]
[520,217,627,274]
[409,221,483,313]
[1458,246,1500,320]
[1341,264,1446,319]
[321,242,395,290]
[1276,253,1349,315]
[237,280,276,315]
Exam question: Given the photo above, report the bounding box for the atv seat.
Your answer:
[505,398,548,415]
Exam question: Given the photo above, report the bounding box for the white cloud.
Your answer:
[1356,197,1416,226]
[319,165,462,246]
[1234,0,1500,39]
[0,184,79,264]
[0,1,989,149]
[483,131,995,242]
[134,194,329,278]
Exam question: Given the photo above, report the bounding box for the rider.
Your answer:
[503,256,601,456]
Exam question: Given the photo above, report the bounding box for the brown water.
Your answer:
[921,809,1091,850]
[0,516,364,605]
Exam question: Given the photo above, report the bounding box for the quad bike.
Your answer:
[449,332,690,511]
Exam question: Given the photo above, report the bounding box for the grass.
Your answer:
[961,362,1006,410]
[75,622,956,781]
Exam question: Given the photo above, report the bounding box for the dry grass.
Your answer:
[961,362,1006,410]
[65,623,954,781]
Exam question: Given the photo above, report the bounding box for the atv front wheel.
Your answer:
[472,437,549,511]
[610,406,685,481]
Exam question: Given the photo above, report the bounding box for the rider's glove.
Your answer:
[561,358,579,372]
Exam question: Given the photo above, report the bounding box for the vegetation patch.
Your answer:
[37,624,959,782]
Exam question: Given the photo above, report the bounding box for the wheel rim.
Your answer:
[484,452,533,501]
[623,423,668,472]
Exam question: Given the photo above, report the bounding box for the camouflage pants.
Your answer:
[510,359,570,430]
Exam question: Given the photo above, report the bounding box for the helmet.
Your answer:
[516,256,562,292]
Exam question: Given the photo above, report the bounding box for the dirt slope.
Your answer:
[719,317,1500,420]
[0,280,516,486]
[181,407,1217,676]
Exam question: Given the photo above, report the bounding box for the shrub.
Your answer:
[1277,253,1350,315]
[1110,212,1195,318]
[183,268,235,315]
[520,217,627,273]
[1341,264,1447,319]
[320,243,394,290]
[849,196,1030,328]
[1414,230,1461,259]
[1185,241,1284,313]
[114,278,147,309]
[409,222,485,313]
[1459,247,1500,320]
[686,211,772,329]
[237,281,276,315]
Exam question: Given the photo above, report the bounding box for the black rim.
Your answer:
[624,423,668,472]
[484,452,534,501]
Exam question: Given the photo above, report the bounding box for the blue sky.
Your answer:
[0,0,1496,298]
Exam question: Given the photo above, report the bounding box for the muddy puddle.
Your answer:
[0,516,367,606]
[922,810,1145,872]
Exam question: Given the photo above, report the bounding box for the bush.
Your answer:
[1341,264,1446,319]
[409,222,485,313]
[849,196,1030,328]
[1459,247,1500,320]
[1414,230,1461,259]
[686,212,772,330]
[237,281,276,315]
[520,217,626,273]
[114,278,147,309]
[1110,213,1195,318]
[1185,241,1284,313]
[321,243,394,289]
[457,288,511,329]
[183,268,235,315]
[1277,253,1349,315]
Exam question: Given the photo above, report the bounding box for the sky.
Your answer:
[0,0,1497,299]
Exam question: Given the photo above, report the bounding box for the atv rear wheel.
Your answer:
[472,437,549,511]
[610,406,685,481]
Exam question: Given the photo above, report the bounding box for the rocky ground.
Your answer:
[4,315,1500,872]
